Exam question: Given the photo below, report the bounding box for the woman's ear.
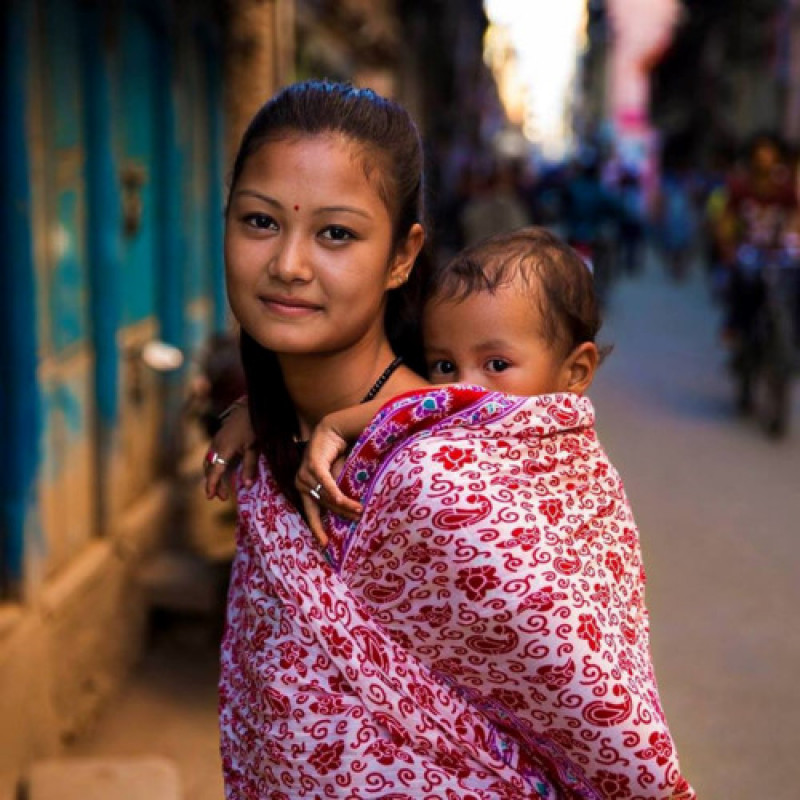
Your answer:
[562,342,599,395]
[386,223,425,289]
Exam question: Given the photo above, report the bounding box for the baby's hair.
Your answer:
[426,226,610,359]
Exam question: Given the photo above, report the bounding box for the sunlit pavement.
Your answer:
[64,245,800,799]
[592,248,800,800]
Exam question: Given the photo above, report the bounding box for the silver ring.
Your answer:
[309,483,323,501]
[205,451,228,470]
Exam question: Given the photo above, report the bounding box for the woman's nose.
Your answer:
[268,235,312,283]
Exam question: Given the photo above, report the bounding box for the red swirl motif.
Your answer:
[583,685,634,727]
[466,623,520,655]
[432,497,492,530]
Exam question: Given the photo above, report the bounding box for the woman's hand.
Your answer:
[204,402,257,500]
[296,420,363,547]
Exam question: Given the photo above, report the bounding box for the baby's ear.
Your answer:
[564,342,599,395]
[386,223,425,289]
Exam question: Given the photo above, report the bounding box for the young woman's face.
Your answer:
[422,282,573,396]
[225,134,415,358]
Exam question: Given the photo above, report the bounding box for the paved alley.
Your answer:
[591,253,800,799]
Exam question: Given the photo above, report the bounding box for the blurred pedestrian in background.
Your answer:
[616,161,648,276]
[459,158,532,246]
[561,146,622,305]
[654,139,698,282]
[716,132,799,345]
[714,131,800,422]
[702,144,737,302]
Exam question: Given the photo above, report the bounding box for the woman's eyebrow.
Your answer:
[231,192,372,221]
[314,205,373,220]
[233,189,281,207]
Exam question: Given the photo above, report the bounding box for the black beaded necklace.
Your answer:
[293,355,403,447]
[360,355,403,403]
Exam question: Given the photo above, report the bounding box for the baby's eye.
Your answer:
[485,358,511,373]
[320,225,355,242]
[429,359,457,376]
[243,213,278,231]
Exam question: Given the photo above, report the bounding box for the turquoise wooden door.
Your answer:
[113,0,175,504]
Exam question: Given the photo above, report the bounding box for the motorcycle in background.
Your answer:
[731,235,800,438]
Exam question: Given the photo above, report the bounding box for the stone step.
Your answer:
[26,756,181,800]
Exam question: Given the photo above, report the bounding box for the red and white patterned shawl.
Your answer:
[219,387,695,799]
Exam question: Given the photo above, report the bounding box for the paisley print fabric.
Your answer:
[219,388,694,799]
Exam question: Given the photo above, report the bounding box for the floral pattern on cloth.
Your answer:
[219,387,695,800]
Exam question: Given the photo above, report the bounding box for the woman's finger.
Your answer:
[204,450,234,500]
[297,469,361,521]
[295,463,315,496]
[319,492,362,520]
[242,445,259,488]
[300,492,328,547]
[204,403,256,499]
[307,464,362,518]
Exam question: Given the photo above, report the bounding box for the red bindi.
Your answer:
[293,205,300,211]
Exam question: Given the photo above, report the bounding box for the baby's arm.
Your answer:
[296,399,385,545]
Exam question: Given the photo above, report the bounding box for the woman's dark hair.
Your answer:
[425,226,611,360]
[229,80,430,508]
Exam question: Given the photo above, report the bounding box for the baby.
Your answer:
[292,226,605,540]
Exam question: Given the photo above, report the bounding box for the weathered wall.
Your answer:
[0,0,271,794]
[225,0,296,164]
[0,494,169,800]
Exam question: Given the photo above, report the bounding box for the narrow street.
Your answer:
[66,249,800,799]
[592,251,800,800]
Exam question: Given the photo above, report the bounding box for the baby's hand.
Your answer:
[296,420,363,547]
[204,401,257,501]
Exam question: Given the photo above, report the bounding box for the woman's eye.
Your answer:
[243,213,278,231]
[486,358,511,373]
[429,359,456,375]
[321,225,355,242]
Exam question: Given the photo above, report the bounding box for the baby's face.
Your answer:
[421,283,571,397]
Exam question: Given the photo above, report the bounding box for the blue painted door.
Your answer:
[35,0,99,576]
[112,0,172,504]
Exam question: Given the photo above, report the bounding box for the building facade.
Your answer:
[0,0,291,793]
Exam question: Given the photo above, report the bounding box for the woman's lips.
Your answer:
[259,295,322,317]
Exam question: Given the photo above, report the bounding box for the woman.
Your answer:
[217,80,693,799]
